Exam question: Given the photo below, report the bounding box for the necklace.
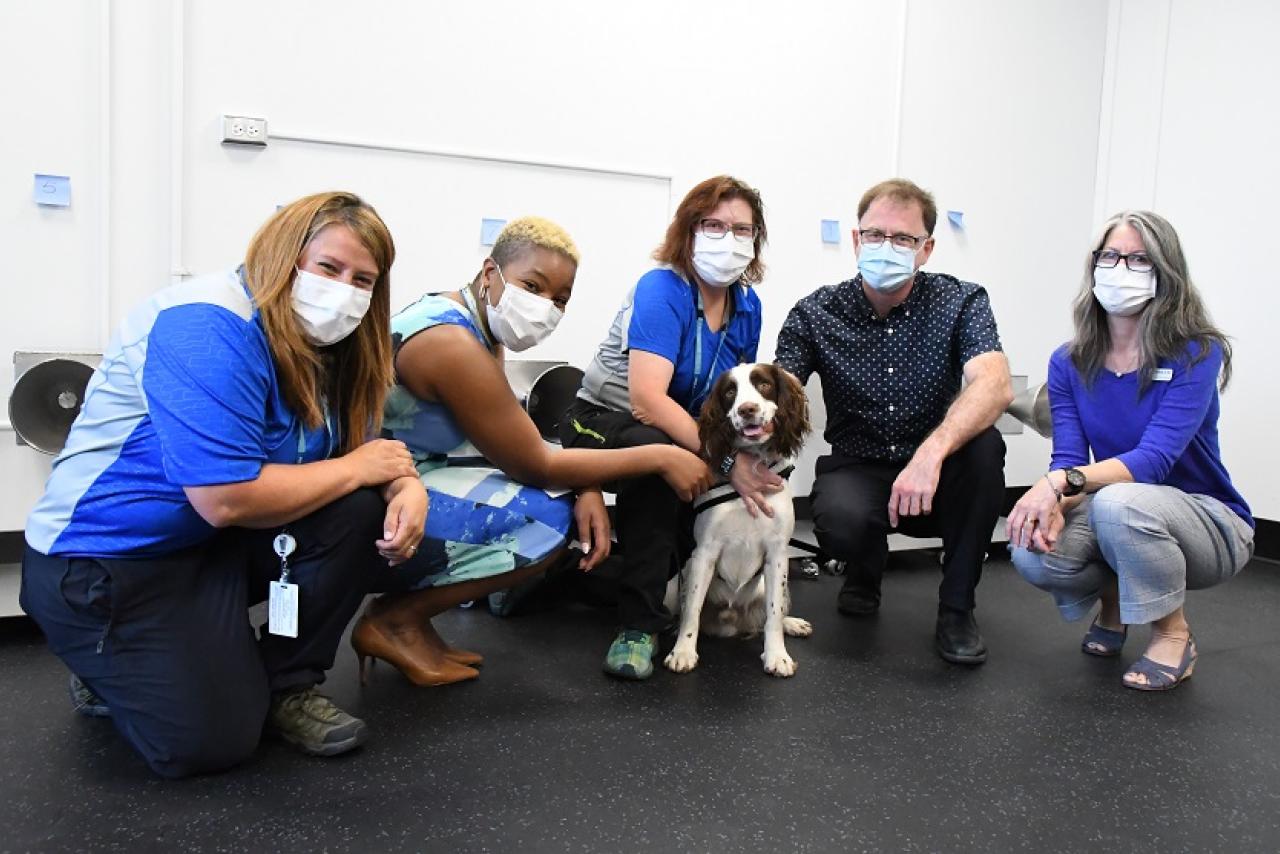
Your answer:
[1109,350,1139,377]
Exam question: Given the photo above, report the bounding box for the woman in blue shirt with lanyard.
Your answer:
[562,175,777,680]
[1008,210,1254,691]
[20,192,426,776]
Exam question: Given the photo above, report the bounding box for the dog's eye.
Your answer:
[723,386,737,402]
[757,381,772,393]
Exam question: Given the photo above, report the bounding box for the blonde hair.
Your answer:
[243,191,396,453]
[492,216,580,266]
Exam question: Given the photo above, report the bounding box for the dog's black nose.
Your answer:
[737,402,759,418]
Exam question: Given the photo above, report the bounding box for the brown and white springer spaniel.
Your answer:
[664,363,813,677]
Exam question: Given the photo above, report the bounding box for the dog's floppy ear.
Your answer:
[697,369,738,465]
[766,364,810,459]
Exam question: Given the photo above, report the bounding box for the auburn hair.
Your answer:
[654,176,767,285]
[242,191,396,454]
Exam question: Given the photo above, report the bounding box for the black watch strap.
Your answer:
[1063,467,1086,497]
[718,453,736,478]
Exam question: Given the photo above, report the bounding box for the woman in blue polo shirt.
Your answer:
[1008,210,1254,691]
[561,175,775,679]
[20,192,426,776]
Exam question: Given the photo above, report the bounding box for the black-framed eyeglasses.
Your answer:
[697,218,759,240]
[858,228,929,254]
[1093,248,1153,273]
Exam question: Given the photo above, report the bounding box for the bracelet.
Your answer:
[1042,474,1062,502]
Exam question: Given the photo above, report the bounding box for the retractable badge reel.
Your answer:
[269,532,300,638]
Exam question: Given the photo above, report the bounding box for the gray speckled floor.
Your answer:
[2,553,1279,852]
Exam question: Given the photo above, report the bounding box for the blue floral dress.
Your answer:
[384,292,573,588]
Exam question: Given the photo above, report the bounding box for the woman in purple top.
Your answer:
[1008,210,1254,691]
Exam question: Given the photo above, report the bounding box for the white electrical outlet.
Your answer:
[221,115,268,146]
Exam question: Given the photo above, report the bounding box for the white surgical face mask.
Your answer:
[857,240,917,293]
[291,268,373,345]
[483,262,564,352]
[1092,264,1156,316]
[691,232,755,287]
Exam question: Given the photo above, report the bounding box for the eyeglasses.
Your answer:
[858,228,929,254]
[1093,249,1153,273]
[697,218,759,240]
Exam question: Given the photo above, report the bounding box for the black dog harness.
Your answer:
[692,458,794,516]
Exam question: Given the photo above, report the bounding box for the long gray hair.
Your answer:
[1070,210,1232,391]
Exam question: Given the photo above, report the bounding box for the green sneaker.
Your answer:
[267,687,367,757]
[68,673,111,718]
[603,630,658,680]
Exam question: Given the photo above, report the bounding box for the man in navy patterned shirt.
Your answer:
[775,179,1013,665]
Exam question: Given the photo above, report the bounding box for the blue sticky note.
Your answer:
[947,210,965,229]
[480,218,507,246]
[34,174,71,207]
[820,219,841,244]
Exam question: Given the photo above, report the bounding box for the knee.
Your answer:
[335,487,389,534]
[617,472,677,507]
[1088,484,1159,535]
[128,700,266,779]
[812,504,877,559]
[955,428,1006,492]
[1010,546,1054,589]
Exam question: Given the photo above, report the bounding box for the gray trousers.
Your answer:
[1011,483,1254,625]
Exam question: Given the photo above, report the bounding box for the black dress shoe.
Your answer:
[837,586,880,617]
[935,605,987,665]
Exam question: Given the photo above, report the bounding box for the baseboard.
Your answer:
[0,531,22,564]
[794,495,812,521]
[794,491,1278,564]
[1256,518,1280,564]
[5,501,1276,565]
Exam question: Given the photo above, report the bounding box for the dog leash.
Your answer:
[692,459,794,516]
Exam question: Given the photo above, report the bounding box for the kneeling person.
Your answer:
[21,193,426,777]
[775,179,1013,665]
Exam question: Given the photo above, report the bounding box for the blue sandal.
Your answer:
[1122,635,1197,691]
[1081,620,1127,657]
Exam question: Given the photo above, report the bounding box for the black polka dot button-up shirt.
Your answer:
[775,271,1002,463]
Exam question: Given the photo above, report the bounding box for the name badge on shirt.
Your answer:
[1153,368,1173,382]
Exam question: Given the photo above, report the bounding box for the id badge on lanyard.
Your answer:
[268,532,299,638]
[269,406,334,638]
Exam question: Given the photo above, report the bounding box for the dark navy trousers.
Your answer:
[20,487,390,779]
[810,427,1007,612]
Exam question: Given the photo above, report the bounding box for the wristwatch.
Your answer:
[718,453,737,478]
[1062,467,1087,497]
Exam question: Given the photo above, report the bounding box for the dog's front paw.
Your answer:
[762,649,797,677]
[783,616,813,637]
[664,646,699,673]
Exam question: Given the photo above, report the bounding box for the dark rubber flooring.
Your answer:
[2,553,1279,852]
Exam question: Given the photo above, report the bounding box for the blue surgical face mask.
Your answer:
[857,240,917,293]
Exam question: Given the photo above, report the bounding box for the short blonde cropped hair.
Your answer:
[492,216,581,266]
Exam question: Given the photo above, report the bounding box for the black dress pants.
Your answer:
[20,488,389,779]
[810,427,1006,612]
[560,398,694,634]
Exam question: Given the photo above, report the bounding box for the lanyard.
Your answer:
[689,287,733,409]
[295,403,336,464]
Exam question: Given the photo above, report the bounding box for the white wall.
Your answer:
[3,0,1274,541]
[1094,0,1280,520]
